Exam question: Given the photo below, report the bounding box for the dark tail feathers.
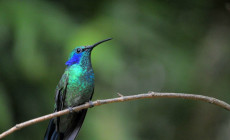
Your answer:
[44,109,87,140]
[44,119,63,140]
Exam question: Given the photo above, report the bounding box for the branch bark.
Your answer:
[1,92,230,139]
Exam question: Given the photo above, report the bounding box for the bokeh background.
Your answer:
[1,0,230,140]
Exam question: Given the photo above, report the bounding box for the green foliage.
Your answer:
[0,84,13,130]
[0,0,230,140]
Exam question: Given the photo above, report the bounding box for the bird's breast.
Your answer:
[65,65,94,107]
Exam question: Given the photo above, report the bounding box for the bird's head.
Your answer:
[65,38,112,66]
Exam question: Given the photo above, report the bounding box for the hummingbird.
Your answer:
[44,38,112,140]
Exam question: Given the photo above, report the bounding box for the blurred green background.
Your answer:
[1,0,230,140]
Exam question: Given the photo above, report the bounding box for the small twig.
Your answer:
[117,92,124,97]
[0,92,230,139]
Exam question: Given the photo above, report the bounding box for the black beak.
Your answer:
[85,38,112,50]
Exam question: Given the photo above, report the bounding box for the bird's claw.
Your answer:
[88,101,94,108]
[68,107,74,113]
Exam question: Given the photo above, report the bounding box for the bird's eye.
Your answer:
[76,48,82,53]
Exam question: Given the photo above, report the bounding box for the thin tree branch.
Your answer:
[1,92,230,139]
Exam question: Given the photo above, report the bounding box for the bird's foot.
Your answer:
[88,101,94,108]
[68,107,74,113]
